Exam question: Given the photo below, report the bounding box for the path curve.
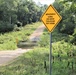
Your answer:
[0,25,45,66]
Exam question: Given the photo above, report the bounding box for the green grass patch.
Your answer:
[0,27,76,75]
[0,22,42,50]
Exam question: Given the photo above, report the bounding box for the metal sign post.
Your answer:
[40,4,62,75]
[50,33,52,75]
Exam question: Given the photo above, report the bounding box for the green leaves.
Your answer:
[0,0,48,32]
[53,0,76,35]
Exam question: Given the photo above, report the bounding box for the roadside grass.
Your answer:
[0,28,76,75]
[0,22,42,50]
[0,48,49,75]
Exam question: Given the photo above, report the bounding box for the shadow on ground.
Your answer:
[17,41,38,49]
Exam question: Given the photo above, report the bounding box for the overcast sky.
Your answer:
[33,0,55,5]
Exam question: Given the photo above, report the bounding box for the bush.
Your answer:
[70,28,76,45]
[0,21,14,33]
[14,25,22,31]
[58,21,75,35]
[15,21,22,27]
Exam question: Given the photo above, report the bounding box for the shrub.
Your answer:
[58,21,75,35]
[0,21,14,33]
[14,25,22,31]
[70,28,76,45]
[15,21,22,27]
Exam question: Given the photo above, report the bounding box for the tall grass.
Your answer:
[0,22,42,50]
[0,27,76,75]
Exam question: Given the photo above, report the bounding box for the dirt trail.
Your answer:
[0,25,45,66]
[29,25,45,42]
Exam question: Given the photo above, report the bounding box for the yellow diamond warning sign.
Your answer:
[41,5,62,32]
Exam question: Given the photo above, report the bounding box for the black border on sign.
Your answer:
[40,4,62,32]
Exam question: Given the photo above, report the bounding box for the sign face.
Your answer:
[41,5,62,32]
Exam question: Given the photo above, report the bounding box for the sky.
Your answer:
[33,0,55,5]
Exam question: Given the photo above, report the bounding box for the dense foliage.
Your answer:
[0,22,42,50]
[53,0,76,34]
[53,0,76,44]
[0,29,76,75]
[0,0,47,32]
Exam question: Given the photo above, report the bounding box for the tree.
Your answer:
[53,0,76,34]
[0,0,47,32]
